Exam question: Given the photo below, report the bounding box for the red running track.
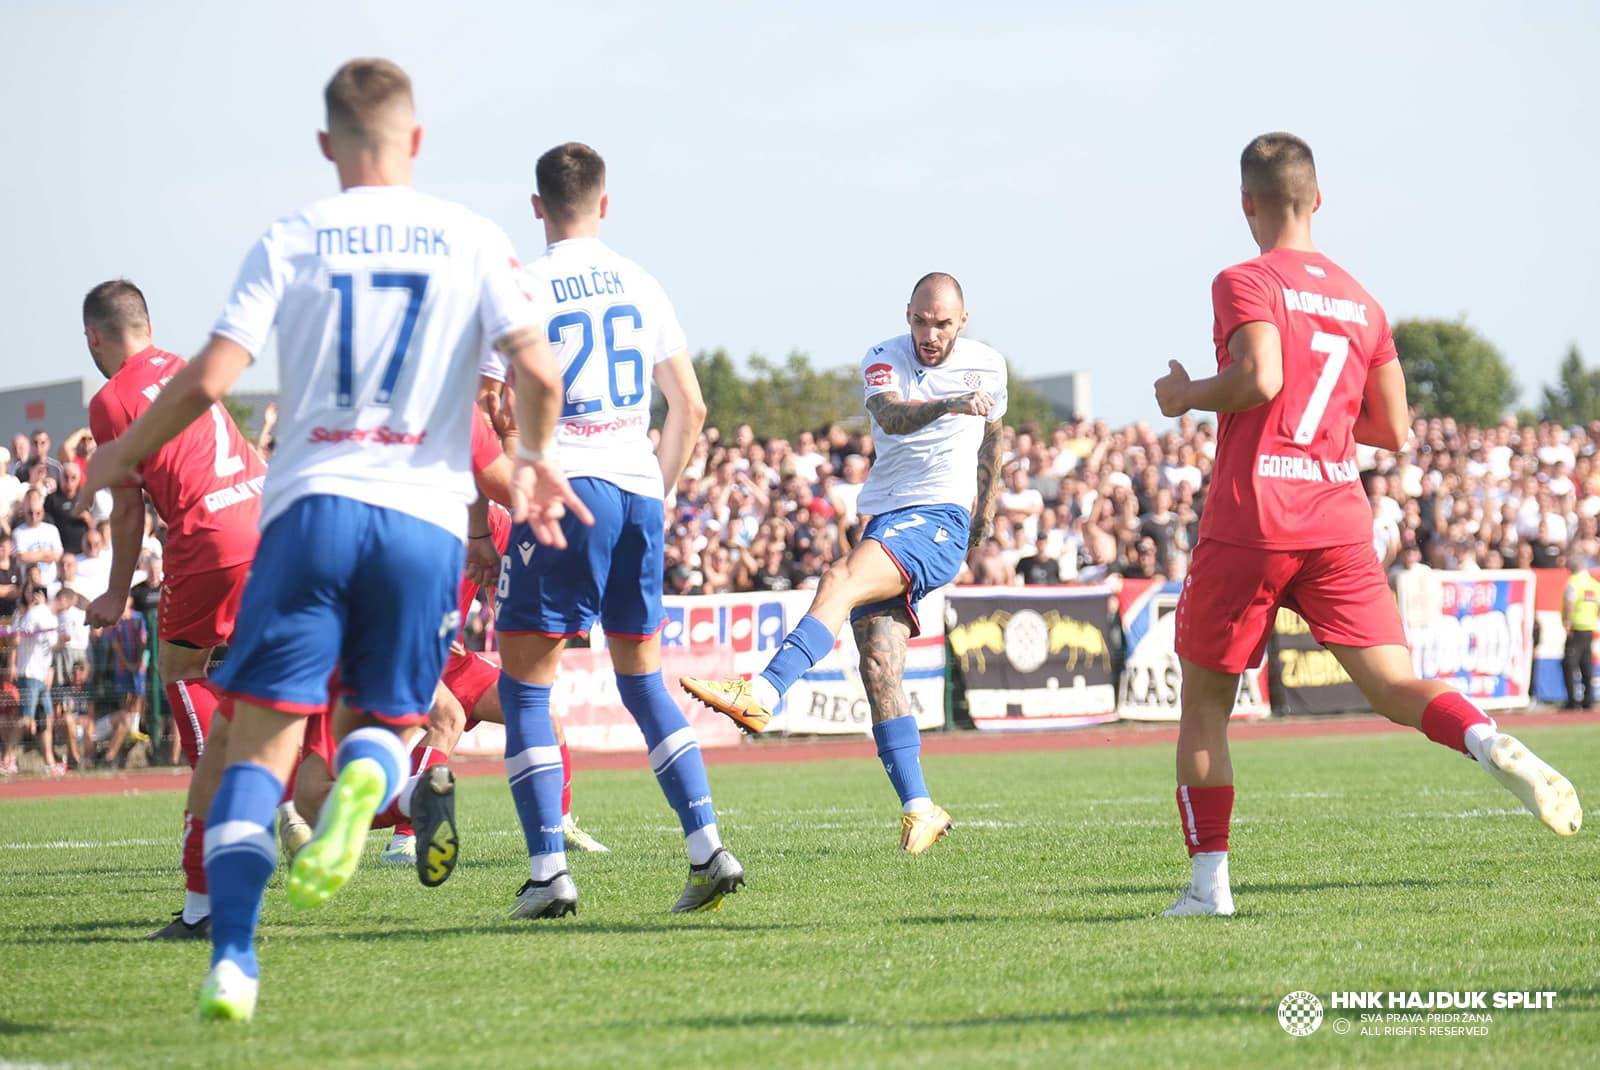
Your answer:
[2,710,1594,801]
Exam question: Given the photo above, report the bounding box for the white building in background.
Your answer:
[1030,371,1093,421]
[0,378,90,445]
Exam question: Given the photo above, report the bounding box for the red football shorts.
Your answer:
[442,650,499,730]
[302,710,336,767]
[1175,538,1407,674]
[160,561,251,649]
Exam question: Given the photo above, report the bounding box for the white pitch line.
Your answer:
[2,837,167,850]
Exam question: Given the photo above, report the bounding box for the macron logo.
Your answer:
[934,528,950,544]
[518,542,536,566]
[1304,265,1327,278]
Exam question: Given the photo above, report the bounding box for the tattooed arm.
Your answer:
[865,390,993,436]
[969,418,1004,550]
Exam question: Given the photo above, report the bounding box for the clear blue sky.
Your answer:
[3,1,1595,423]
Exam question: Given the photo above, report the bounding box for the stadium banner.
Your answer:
[945,586,1120,730]
[1116,578,1269,721]
[1530,567,1600,704]
[454,649,743,756]
[1267,608,1370,715]
[1398,569,1535,710]
[633,589,945,736]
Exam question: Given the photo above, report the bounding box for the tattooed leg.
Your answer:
[856,607,936,813]
[854,609,913,724]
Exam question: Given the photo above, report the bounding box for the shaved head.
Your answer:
[82,279,149,336]
[324,58,414,142]
[906,272,969,366]
[910,271,964,308]
[1240,132,1318,212]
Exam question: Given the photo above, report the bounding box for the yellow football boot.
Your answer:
[680,676,772,734]
[900,805,953,855]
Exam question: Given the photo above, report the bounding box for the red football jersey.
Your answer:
[457,503,511,631]
[456,411,510,633]
[89,347,266,575]
[1199,248,1397,550]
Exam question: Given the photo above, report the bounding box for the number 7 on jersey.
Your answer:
[1292,330,1350,446]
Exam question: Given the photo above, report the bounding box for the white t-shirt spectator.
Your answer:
[15,603,58,682]
[58,604,90,655]
[791,449,826,484]
[13,519,63,588]
[0,471,24,521]
[1162,463,1202,494]
[68,551,111,603]
[1539,443,1576,470]
[999,486,1045,541]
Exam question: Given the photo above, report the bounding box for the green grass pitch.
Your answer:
[2,725,1597,1068]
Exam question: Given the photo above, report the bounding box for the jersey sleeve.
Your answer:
[987,354,1009,425]
[476,223,545,352]
[1368,305,1399,369]
[212,224,290,356]
[469,410,502,475]
[1211,264,1280,346]
[646,278,689,365]
[87,392,141,488]
[88,389,128,446]
[861,345,902,401]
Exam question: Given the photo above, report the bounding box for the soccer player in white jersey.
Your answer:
[79,59,584,1022]
[478,142,744,917]
[684,274,1007,854]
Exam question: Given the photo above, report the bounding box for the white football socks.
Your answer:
[530,852,568,882]
[686,824,722,866]
[1191,851,1230,897]
[751,676,781,712]
[182,891,210,925]
[1464,721,1498,764]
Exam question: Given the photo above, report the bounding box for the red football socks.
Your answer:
[1420,692,1492,756]
[183,811,207,894]
[1176,784,1234,856]
[166,677,222,770]
[560,741,573,818]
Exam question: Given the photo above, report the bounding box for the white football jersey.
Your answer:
[213,185,541,539]
[857,334,1008,516]
[479,237,687,499]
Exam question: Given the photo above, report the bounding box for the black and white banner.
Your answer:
[945,586,1120,730]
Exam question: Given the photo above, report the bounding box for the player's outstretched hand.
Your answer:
[86,591,125,629]
[511,457,595,549]
[75,439,132,513]
[1154,360,1192,417]
[947,390,994,418]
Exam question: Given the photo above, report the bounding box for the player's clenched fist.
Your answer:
[945,390,993,418]
[1154,360,1192,417]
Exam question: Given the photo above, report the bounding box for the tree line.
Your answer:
[1395,318,1591,427]
[221,320,1592,442]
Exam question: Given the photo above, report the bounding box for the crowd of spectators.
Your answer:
[13,407,1600,772]
[654,414,1600,595]
[0,426,163,775]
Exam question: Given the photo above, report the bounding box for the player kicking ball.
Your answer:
[1152,132,1581,918]
[80,59,581,1022]
[683,273,1008,854]
[480,143,741,918]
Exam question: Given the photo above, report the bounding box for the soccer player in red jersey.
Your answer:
[82,280,267,939]
[1153,133,1581,917]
